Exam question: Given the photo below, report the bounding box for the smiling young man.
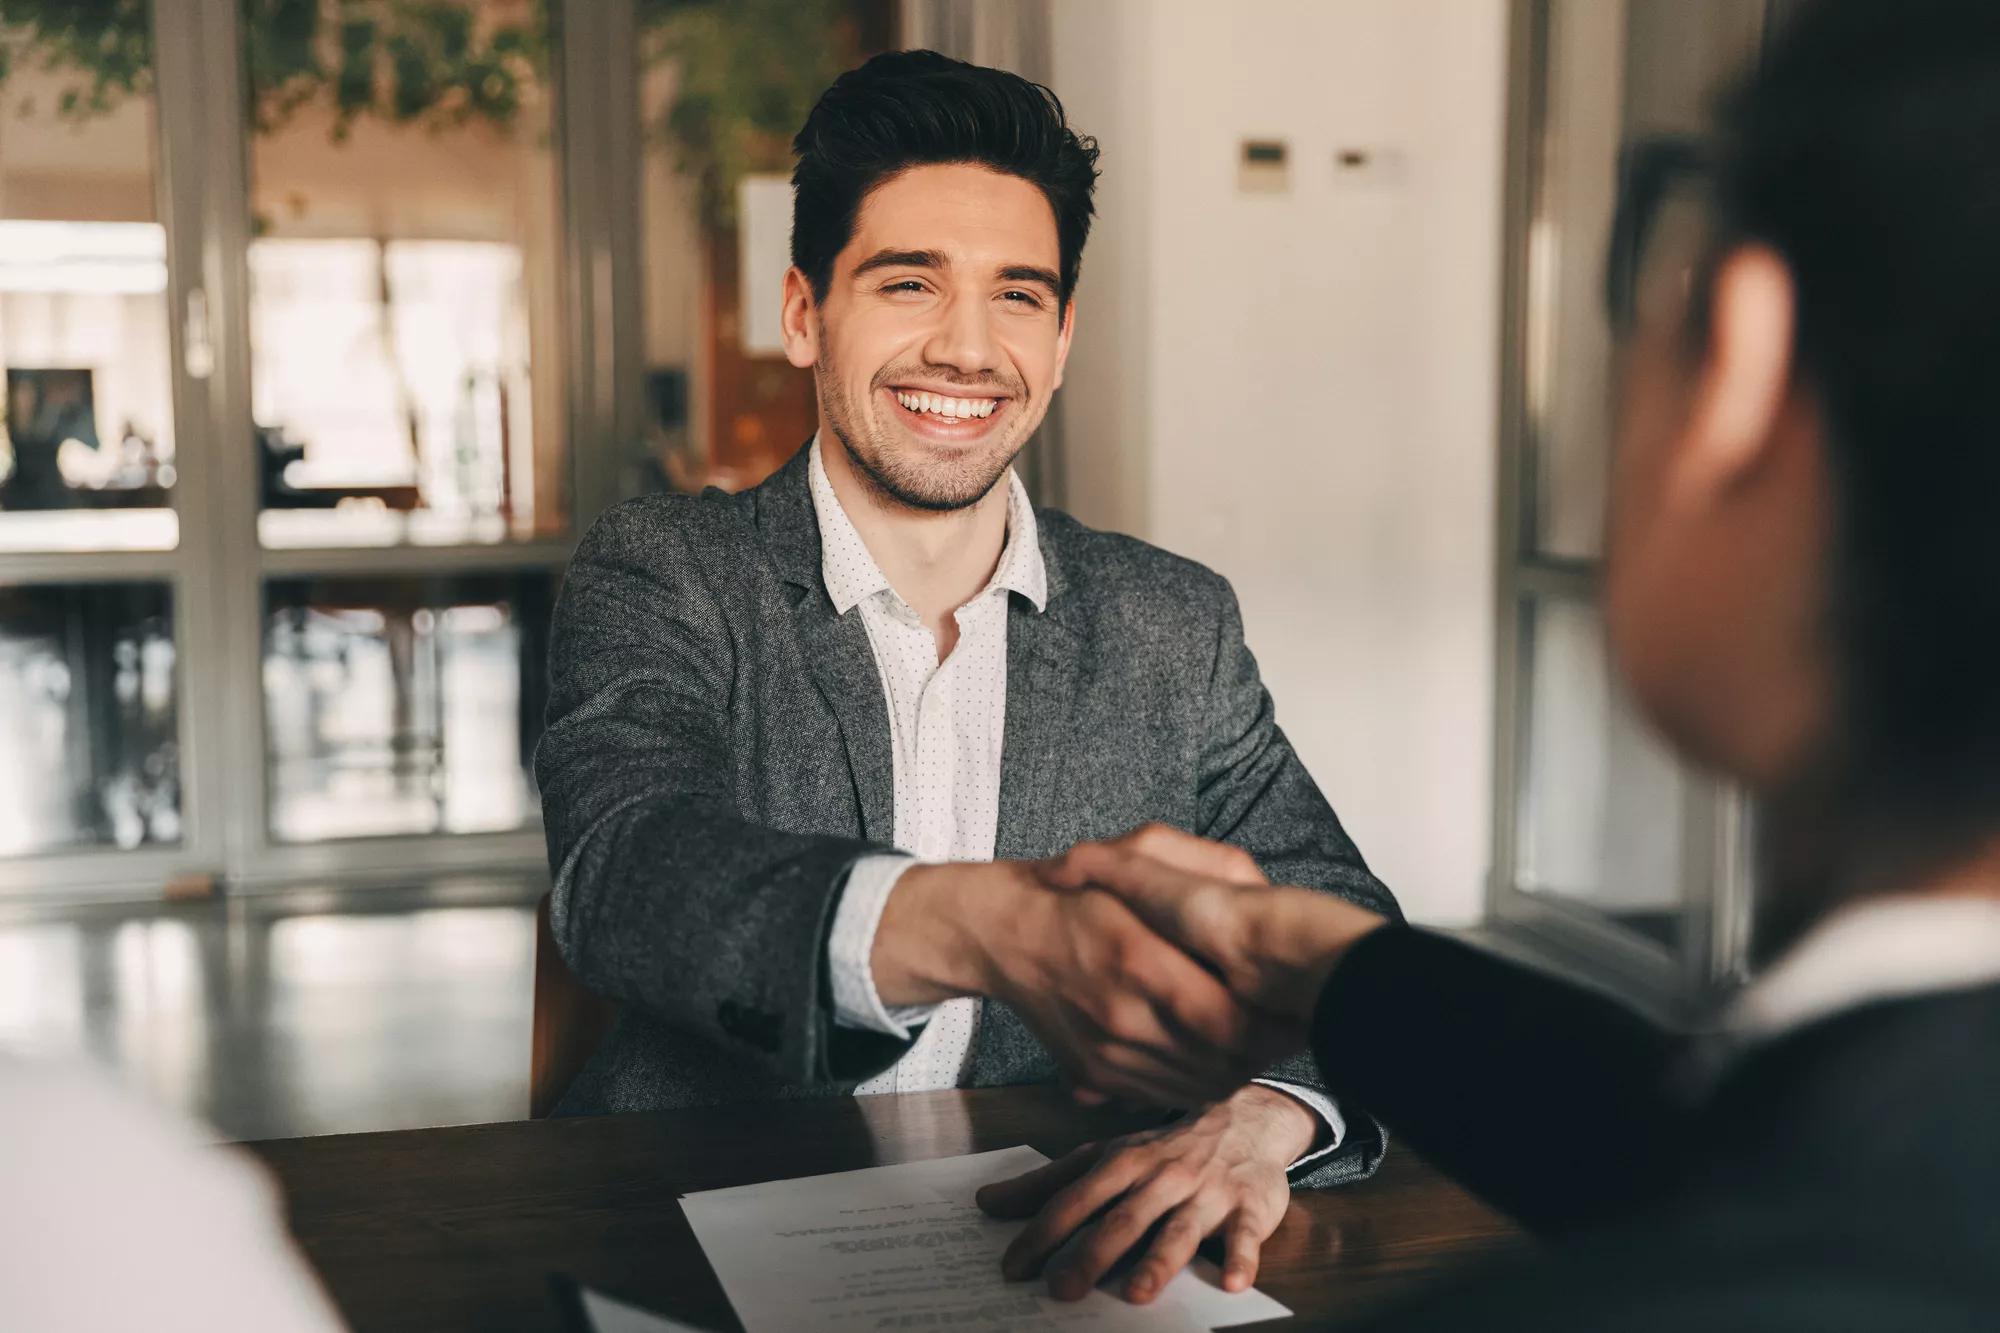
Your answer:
[536,51,1401,1283]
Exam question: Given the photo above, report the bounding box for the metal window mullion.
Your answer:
[149,0,229,884]
[0,846,222,903]
[1515,558,1599,601]
[559,0,645,535]
[1709,785,1757,988]
[0,552,194,585]
[228,828,550,890]
[257,541,576,581]
[1486,0,1546,929]
[1489,887,1686,1025]
[181,0,269,880]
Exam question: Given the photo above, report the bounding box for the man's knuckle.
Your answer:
[1055,1170,1104,1206]
[1189,886,1236,931]
[1101,995,1150,1040]
[1102,1203,1146,1235]
[1168,992,1231,1040]
[1239,1198,1280,1232]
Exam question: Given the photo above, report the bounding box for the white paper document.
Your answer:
[679,1146,1292,1332]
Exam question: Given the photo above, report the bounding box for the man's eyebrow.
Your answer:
[998,265,1062,295]
[851,248,948,278]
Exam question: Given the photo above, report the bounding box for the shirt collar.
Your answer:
[807,435,1046,616]
[1723,893,2000,1044]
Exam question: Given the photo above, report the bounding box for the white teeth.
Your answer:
[894,391,998,420]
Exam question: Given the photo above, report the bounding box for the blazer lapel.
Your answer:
[793,593,895,844]
[992,597,1082,861]
[977,530,1082,1087]
[756,443,895,845]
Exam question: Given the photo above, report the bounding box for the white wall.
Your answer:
[1051,0,1507,925]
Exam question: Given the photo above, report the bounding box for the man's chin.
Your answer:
[871,469,1007,513]
[853,434,1017,513]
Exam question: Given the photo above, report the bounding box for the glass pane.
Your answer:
[0,582,180,855]
[0,9,178,552]
[631,18,702,498]
[263,572,551,842]
[243,2,566,548]
[1528,0,1764,561]
[631,2,894,496]
[1516,595,1686,949]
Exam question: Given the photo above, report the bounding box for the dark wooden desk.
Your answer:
[248,1087,1520,1332]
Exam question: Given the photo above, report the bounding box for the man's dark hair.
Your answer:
[1709,0,2000,884]
[790,50,1100,315]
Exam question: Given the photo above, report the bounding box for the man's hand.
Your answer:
[870,860,1290,1107]
[975,1084,1315,1302]
[1046,825,1389,1021]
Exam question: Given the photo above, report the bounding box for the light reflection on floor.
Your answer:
[0,883,539,1141]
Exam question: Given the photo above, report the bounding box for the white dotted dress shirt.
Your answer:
[811,439,1344,1164]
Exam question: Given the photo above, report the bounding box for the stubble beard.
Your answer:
[814,336,1030,514]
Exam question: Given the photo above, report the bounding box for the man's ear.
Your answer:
[1676,244,1796,500]
[781,267,820,369]
[1052,299,1077,391]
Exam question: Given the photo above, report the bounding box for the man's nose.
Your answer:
[922,294,999,376]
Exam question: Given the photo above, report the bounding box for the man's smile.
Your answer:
[881,384,1014,441]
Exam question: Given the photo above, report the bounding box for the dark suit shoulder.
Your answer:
[1035,506,1234,631]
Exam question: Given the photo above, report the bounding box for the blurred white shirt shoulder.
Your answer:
[0,1056,346,1333]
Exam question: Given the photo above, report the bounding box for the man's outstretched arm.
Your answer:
[537,501,909,1084]
[540,502,1279,1098]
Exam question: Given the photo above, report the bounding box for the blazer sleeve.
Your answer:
[1311,926,1683,1234]
[535,501,911,1087]
[1195,577,1406,1188]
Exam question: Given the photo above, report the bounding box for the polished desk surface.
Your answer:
[248,1087,1522,1332]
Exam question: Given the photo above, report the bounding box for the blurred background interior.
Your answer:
[0,0,1798,1140]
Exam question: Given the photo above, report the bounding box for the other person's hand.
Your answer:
[975,1083,1315,1302]
[1045,825,1389,1021]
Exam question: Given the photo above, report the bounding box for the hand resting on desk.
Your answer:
[979,824,1388,1303]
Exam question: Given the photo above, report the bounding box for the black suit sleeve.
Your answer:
[1311,926,1682,1234]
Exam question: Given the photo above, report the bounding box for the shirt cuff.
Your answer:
[827,855,943,1038]
[1252,1078,1348,1173]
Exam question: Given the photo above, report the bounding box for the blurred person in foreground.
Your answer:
[982,0,2000,1324]
[0,1056,345,1332]
[538,46,1401,1279]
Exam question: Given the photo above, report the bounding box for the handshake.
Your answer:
[872,824,1390,1303]
[876,823,1389,1110]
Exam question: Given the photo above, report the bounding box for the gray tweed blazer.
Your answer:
[536,444,1403,1188]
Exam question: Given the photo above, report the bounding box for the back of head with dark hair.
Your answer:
[1712,0,2000,868]
[791,50,1101,314]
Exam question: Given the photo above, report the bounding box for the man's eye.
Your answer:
[883,280,928,295]
[1000,290,1045,308]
